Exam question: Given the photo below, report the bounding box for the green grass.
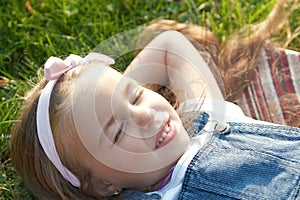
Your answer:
[1,0,299,199]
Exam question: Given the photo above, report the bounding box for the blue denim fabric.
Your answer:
[178,121,300,200]
[117,112,300,200]
[117,189,162,199]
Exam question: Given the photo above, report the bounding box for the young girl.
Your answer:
[10,0,300,199]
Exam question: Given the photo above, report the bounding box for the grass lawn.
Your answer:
[1,0,299,199]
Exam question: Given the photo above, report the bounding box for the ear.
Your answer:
[81,178,122,197]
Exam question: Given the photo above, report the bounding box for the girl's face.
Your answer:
[73,63,190,190]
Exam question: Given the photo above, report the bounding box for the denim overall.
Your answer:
[117,112,300,200]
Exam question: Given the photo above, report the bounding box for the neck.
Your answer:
[146,164,176,192]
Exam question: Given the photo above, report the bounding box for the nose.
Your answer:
[129,106,155,128]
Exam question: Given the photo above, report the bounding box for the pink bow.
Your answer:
[44,53,115,80]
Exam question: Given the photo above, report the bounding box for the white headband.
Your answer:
[36,53,115,187]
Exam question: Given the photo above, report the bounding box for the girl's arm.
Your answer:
[124,30,223,103]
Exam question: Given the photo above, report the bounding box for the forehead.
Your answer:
[74,63,123,115]
[74,63,123,98]
[71,64,121,154]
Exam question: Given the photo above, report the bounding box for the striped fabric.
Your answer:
[237,48,300,126]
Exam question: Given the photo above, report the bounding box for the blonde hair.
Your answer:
[10,67,109,199]
[10,0,299,199]
[141,0,300,127]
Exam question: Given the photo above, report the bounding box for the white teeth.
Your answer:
[157,123,171,146]
[164,124,170,132]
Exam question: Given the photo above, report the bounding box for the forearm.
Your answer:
[125,31,223,102]
[124,33,169,85]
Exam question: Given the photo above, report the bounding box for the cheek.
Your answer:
[117,136,153,153]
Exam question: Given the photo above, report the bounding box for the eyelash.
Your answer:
[114,88,144,143]
[132,88,144,105]
[114,123,124,144]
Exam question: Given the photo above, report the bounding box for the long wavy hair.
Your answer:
[10,0,299,199]
[141,0,299,127]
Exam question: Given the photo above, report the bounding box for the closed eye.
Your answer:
[132,88,144,105]
[114,123,124,144]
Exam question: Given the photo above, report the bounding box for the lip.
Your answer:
[155,118,177,149]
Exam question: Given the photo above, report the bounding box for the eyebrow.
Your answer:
[103,115,114,133]
[124,78,132,95]
[103,78,133,133]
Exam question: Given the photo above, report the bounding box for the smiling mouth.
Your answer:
[155,119,177,149]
